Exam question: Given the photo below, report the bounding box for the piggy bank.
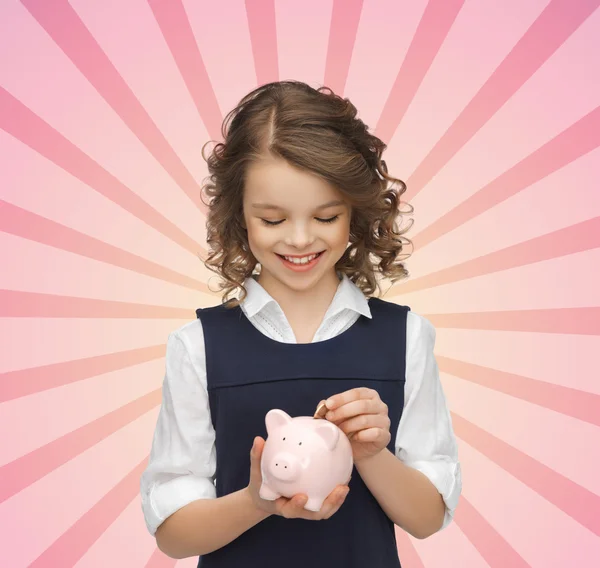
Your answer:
[259,409,353,512]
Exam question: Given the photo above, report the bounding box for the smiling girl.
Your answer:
[140,80,461,567]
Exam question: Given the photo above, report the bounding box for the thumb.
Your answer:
[251,436,263,459]
[250,437,264,481]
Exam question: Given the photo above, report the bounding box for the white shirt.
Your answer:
[140,273,462,537]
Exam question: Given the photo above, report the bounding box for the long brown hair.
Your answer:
[200,80,413,308]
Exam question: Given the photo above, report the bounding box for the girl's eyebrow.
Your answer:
[251,199,345,211]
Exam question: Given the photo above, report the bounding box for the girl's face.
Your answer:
[242,156,352,295]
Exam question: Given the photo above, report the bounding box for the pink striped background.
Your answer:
[1,0,599,566]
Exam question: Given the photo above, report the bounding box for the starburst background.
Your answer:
[1,0,599,566]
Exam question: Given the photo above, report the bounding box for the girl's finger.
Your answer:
[338,413,388,436]
[292,496,325,521]
[250,438,262,472]
[278,485,349,520]
[326,397,379,422]
[305,487,347,520]
[280,494,307,518]
[324,487,349,519]
[354,427,385,441]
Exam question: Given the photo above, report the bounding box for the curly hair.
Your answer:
[199,80,413,309]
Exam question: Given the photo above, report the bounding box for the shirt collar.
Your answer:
[241,272,372,321]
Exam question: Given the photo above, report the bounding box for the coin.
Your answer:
[314,400,356,440]
[313,401,328,419]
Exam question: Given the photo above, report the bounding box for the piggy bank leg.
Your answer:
[259,482,280,501]
[304,496,326,512]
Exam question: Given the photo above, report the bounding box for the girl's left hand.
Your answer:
[318,387,391,464]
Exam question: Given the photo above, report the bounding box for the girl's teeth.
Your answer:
[284,253,318,264]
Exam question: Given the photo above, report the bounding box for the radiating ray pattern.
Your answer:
[1,0,599,566]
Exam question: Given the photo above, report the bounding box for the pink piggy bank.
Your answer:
[259,408,353,512]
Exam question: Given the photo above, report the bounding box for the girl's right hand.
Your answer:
[246,436,350,520]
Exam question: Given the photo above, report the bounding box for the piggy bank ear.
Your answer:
[314,422,340,451]
[265,409,292,435]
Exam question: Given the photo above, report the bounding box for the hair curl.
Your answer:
[199,80,413,309]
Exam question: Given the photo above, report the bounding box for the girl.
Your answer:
[140,80,461,567]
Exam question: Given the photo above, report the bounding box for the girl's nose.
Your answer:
[284,224,316,248]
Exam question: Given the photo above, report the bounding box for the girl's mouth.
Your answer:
[275,251,325,272]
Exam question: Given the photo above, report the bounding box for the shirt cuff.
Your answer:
[403,459,462,531]
[142,475,217,536]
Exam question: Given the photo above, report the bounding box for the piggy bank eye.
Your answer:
[283,437,285,441]
[299,442,302,445]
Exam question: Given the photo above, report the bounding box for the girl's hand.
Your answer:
[318,387,391,463]
[246,436,350,520]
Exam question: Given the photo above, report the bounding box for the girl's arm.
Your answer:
[155,487,270,558]
[354,447,446,538]
[141,328,270,558]
[357,312,462,538]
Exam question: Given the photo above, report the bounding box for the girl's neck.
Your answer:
[255,270,342,342]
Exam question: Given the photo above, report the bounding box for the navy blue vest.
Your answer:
[195,296,410,568]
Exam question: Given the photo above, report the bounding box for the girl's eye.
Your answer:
[317,215,340,224]
[260,215,339,227]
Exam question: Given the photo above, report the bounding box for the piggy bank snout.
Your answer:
[268,452,302,481]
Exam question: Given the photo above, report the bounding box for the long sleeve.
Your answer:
[140,325,217,536]
[394,312,462,531]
